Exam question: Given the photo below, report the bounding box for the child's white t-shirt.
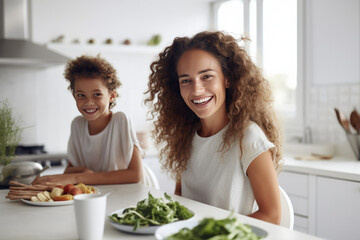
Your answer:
[67,111,140,172]
[181,121,276,215]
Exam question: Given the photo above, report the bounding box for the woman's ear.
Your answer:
[225,78,230,88]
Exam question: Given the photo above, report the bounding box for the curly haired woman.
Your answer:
[33,55,143,186]
[145,31,283,224]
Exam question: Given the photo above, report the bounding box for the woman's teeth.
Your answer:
[84,109,97,113]
[192,97,212,104]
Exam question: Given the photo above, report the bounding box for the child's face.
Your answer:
[177,49,228,122]
[73,77,115,123]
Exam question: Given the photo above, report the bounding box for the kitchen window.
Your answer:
[213,0,304,137]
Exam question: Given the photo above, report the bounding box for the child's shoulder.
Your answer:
[112,111,128,121]
[111,111,134,127]
[71,115,86,125]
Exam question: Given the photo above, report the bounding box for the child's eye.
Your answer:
[94,93,102,97]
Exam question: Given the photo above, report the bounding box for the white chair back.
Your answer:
[252,186,294,229]
[279,186,294,229]
[142,161,160,189]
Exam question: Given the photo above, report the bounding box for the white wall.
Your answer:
[0,0,211,153]
[303,0,360,146]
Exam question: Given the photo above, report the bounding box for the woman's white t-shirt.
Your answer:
[181,121,276,215]
[67,111,140,172]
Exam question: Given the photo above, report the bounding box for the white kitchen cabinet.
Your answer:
[279,167,360,239]
[279,171,310,233]
[316,176,360,240]
[306,0,360,85]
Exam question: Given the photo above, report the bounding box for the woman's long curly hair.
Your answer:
[145,31,282,180]
[64,55,121,109]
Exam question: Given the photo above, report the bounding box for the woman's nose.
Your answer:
[192,79,204,92]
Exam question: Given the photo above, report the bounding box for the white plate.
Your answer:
[108,208,194,235]
[155,220,268,240]
[21,186,100,207]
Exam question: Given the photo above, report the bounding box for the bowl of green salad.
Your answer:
[108,192,194,235]
[155,215,268,240]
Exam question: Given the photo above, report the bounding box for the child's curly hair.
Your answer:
[145,31,283,180]
[64,55,121,109]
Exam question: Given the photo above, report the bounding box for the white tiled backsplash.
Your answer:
[306,83,360,144]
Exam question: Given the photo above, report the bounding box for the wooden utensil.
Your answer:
[350,109,360,134]
[334,108,351,133]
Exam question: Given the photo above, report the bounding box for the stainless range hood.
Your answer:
[0,0,69,68]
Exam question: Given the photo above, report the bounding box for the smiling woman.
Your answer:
[145,31,282,225]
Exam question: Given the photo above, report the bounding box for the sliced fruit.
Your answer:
[43,191,51,200]
[37,192,48,202]
[63,184,74,194]
[69,186,82,196]
[31,196,39,202]
[50,187,64,198]
[53,194,73,201]
[75,183,87,193]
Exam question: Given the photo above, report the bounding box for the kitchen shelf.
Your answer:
[47,43,164,58]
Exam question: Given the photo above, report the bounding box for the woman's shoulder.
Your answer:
[243,121,268,142]
[245,121,262,132]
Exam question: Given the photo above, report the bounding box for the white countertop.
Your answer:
[0,183,321,240]
[282,143,360,182]
[12,153,68,163]
[283,155,360,181]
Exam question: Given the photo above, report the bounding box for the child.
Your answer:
[145,31,282,224]
[32,55,142,185]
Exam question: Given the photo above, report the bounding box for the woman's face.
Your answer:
[177,49,228,123]
[73,77,115,123]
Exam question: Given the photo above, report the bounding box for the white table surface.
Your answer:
[0,183,322,240]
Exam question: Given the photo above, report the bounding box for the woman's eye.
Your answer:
[203,74,213,80]
[76,94,84,98]
[180,79,191,84]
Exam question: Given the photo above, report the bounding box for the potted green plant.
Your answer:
[0,99,22,166]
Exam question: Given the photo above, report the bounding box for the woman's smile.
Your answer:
[192,96,213,105]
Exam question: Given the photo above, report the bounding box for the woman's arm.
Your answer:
[32,145,143,186]
[247,150,281,225]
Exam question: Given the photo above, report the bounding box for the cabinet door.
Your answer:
[279,171,309,233]
[316,176,360,240]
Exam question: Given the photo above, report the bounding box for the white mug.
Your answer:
[74,193,109,240]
